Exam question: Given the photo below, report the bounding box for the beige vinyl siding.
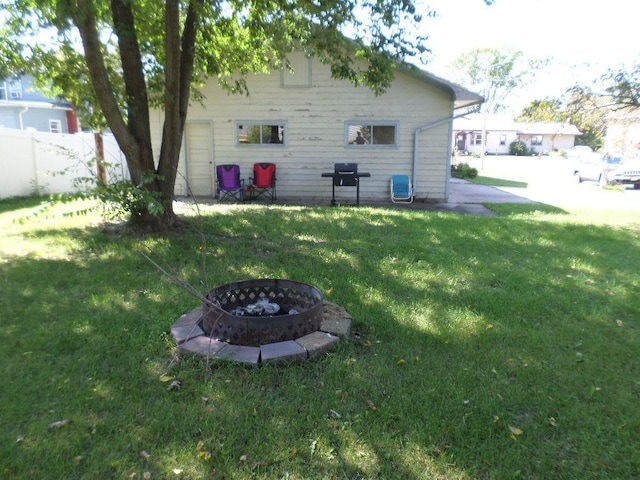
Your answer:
[152,57,454,202]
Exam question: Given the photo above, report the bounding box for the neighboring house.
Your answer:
[149,52,482,203]
[603,110,640,159]
[0,75,79,134]
[453,113,581,155]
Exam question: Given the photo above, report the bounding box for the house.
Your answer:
[453,114,581,155]
[149,53,482,203]
[603,110,640,159]
[0,75,79,134]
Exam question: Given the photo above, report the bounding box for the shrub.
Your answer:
[451,162,478,179]
[509,140,529,156]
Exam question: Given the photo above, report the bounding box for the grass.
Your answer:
[469,176,528,188]
[1,196,639,479]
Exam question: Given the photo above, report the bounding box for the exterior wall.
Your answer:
[453,114,579,156]
[151,59,455,202]
[518,134,576,153]
[0,129,127,198]
[604,122,640,159]
[0,76,74,133]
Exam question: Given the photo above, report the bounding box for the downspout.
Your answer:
[413,110,472,201]
[18,106,29,130]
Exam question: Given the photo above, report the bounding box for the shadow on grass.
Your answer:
[1,204,639,479]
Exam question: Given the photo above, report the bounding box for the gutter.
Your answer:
[18,106,29,130]
[413,110,476,201]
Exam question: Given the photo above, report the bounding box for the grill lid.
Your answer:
[334,163,358,186]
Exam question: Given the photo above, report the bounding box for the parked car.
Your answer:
[600,155,640,189]
[572,153,612,185]
[573,154,640,188]
[566,145,593,159]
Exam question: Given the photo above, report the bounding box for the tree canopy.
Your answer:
[449,47,545,114]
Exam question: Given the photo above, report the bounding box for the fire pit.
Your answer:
[201,278,323,346]
[170,279,352,364]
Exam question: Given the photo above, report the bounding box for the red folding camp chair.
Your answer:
[248,163,276,202]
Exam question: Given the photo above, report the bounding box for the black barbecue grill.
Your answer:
[321,163,371,205]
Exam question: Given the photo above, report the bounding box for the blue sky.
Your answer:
[417,0,638,112]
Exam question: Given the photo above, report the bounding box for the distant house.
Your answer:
[453,113,581,155]
[604,110,640,159]
[149,52,483,203]
[0,75,79,134]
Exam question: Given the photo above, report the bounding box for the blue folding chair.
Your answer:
[216,164,244,202]
[390,175,413,203]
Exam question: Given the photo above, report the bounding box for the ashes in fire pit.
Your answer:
[200,278,324,347]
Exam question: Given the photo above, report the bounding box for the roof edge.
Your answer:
[396,63,484,110]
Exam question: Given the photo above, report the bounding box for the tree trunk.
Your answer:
[73,0,183,232]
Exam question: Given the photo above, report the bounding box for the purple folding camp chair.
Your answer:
[216,164,244,202]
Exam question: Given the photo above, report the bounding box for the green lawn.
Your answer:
[1,197,639,479]
[469,176,528,188]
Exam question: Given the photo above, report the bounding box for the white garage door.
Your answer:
[185,122,214,196]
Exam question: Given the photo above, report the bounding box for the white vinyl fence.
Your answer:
[0,128,128,199]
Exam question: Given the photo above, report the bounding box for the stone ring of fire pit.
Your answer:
[171,279,351,364]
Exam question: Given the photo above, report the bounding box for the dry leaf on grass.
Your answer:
[167,380,181,391]
[48,418,72,430]
[365,399,377,410]
[140,450,151,460]
[508,425,523,435]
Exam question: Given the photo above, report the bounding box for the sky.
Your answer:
[416,0,639,113]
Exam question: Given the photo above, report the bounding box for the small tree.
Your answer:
[517,98,566,123]
[449,47,546,113]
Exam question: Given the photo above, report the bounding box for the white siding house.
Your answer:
[150,55,482,203]
[0,75,79,134]
[453,114,582,155]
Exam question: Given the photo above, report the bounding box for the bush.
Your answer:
[509,140,529,156]
[451,162,478,179]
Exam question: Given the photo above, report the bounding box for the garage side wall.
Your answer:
[151,59,454,202]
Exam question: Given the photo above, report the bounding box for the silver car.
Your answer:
[600,155,640,189]
[572,154,640,188]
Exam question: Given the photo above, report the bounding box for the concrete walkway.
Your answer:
[441,178,535,215]
[178,178,537,216]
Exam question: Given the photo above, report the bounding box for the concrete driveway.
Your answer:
[446,155,640,215]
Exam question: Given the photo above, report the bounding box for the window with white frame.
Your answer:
[237,122,287,146]
[531,134,543,145]
[346,122,398,147]
[9,79,22,99]
[281,50,312,88]
[500,134,507,145]
[49,119,62,133]
[0,81,7,100]
[472,133,483,145]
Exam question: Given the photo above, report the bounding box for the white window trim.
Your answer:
[345,121,399,148]
[472,133,483,146]
[236,121,288,147]
[49,119,62,133]
[9,80,22,99]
